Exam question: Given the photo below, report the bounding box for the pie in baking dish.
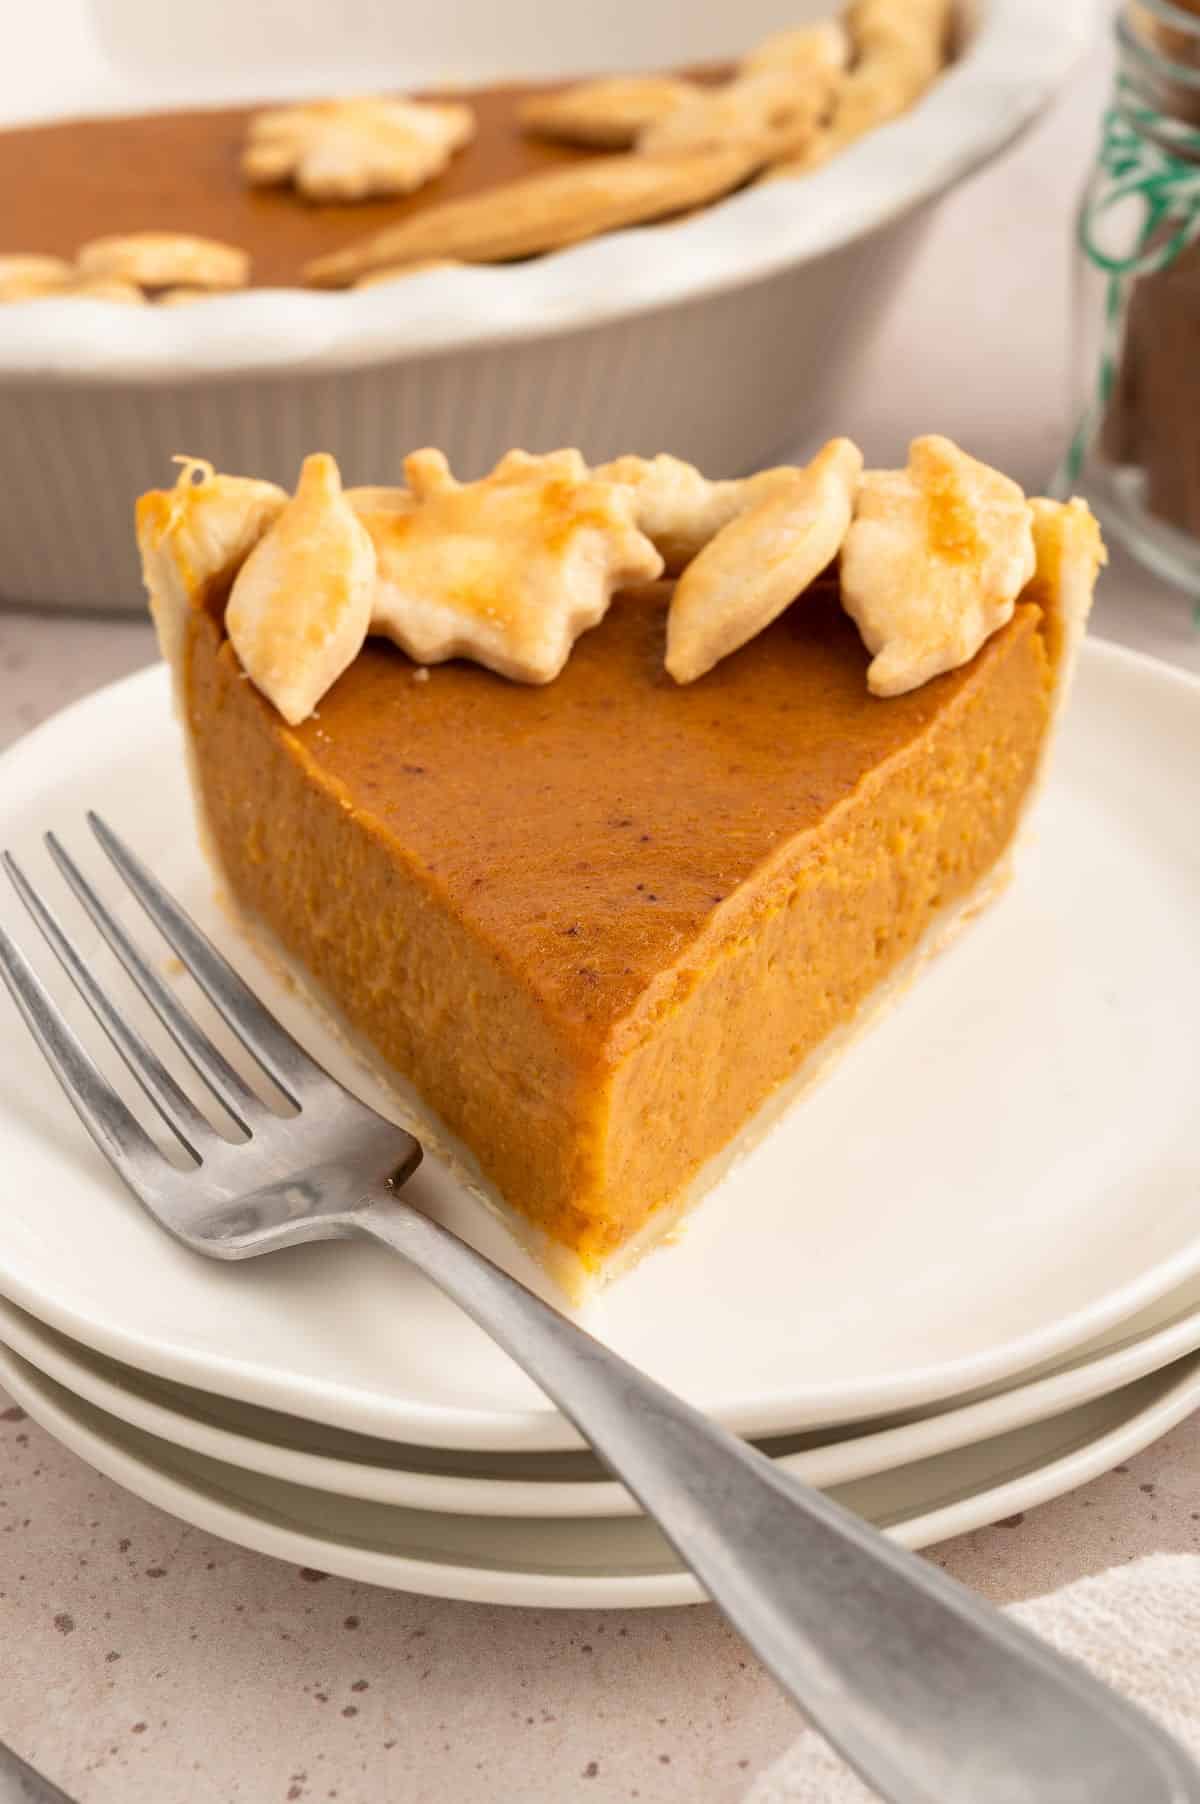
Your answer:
[2,1,955,300]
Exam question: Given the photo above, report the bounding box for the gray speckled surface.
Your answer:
[2,27,1200,1804]
[2,1400,1200,1804]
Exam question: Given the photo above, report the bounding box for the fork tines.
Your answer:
[0,814,319,1184]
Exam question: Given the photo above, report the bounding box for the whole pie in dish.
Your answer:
[138,437,1104,1293]
[1,1,955,300]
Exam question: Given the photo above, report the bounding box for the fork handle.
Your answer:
[357,1193,1200,1804]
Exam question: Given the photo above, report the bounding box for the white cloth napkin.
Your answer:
[745,1554,1200,1802]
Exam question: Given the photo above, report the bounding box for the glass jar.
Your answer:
[1059,0,1200,591]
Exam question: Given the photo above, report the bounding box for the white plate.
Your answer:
[3,1339,1198,1608]
[5,1268,1200,1519]
[0,643,1198,1452]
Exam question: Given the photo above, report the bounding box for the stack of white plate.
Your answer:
[0,638,1198,1607]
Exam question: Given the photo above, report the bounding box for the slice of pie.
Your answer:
[138,438,1104,1293]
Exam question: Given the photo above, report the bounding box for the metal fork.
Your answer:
[2,816,1197,1804]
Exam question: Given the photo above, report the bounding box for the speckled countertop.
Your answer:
[3,31,1200,1804]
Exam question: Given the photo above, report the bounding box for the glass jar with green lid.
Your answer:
[1059,0,1200,590]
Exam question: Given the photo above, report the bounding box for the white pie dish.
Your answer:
[0,0,1091,609]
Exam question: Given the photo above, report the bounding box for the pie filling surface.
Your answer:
[0,83,595,288]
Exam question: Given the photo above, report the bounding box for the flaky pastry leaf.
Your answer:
[666,438,863,682]
[1,275,148,304]
[741,20,850,78]
[226,454,377,725]
[640,23,846,159]
[637,70,831,161]
[519,76,702,149]
[839,435,1036,697]
[242,95,474,201]
[362,447,663,683]
[77,233,249,290]
[304,145,759,284]
[137,459,286,603]
[1025,497,1105,682]
[592,454,800,572]
[136,459,288,688]
[770,0,951,178]
[0,254,75,298]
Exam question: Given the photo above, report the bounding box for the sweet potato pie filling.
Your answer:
[183,578,1046,1271]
